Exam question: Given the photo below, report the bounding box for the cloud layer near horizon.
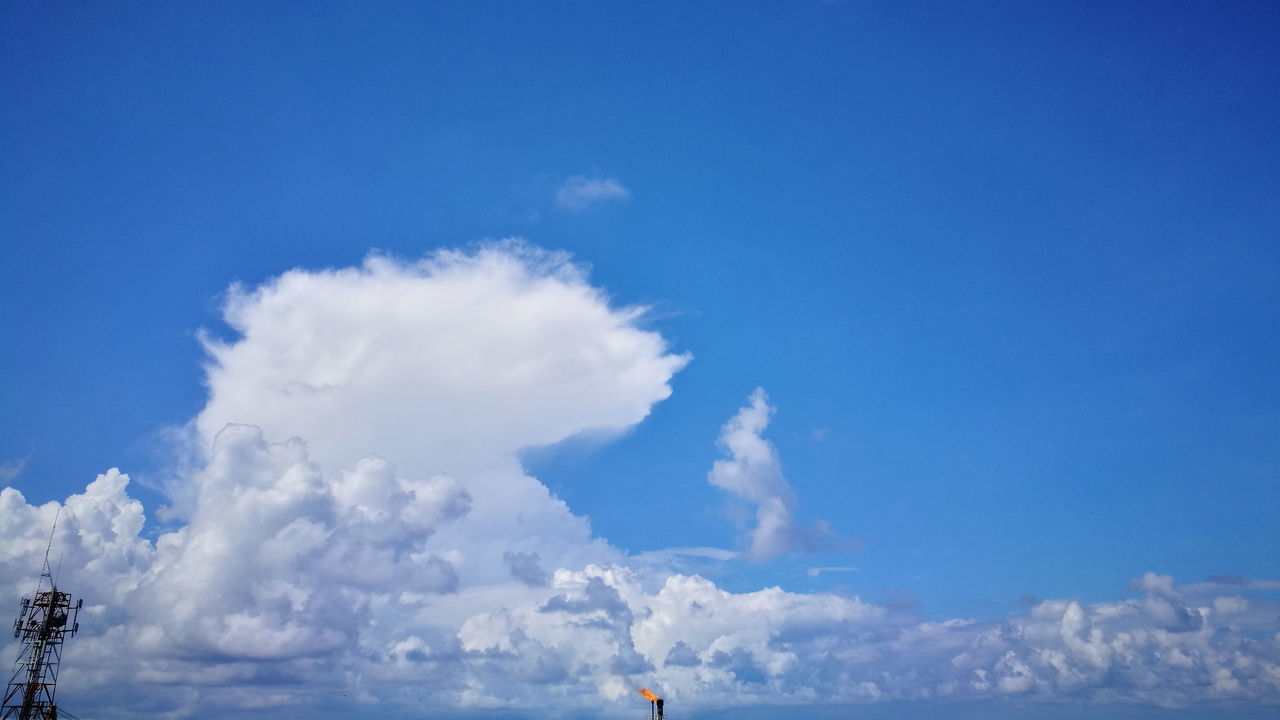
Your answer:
[2,243,1279,718]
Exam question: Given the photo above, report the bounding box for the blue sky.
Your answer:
[2,2,1279,718]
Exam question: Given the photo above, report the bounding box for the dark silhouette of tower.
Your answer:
[3,523,81,720]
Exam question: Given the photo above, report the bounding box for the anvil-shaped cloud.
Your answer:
[1,243,1278,718]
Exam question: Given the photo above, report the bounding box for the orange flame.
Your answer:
[638,688,661,703]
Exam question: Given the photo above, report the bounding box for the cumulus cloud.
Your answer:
[199,241,684,476]
[554,175,630,212]
[2,242,692,715]
[3,243,1279,718]
[196,241,689,586]
[441,566,1280,709]
[707,388,835,560]
[504,551,549,587]
[2,428,474,710]
[137,425,470,655]
[0,469,151,611]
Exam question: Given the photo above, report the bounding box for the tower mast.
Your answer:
[2,516,82,720]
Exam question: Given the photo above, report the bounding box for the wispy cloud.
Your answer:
[708,388,795,560]
[806,565,859,577]
[554,174,630,212]
[0,456,26,483]
[708,388,841,560]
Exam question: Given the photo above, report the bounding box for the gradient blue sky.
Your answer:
[2,2,1279,717]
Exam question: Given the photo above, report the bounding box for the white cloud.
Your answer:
[806,566,859,577]
[634,546,741,563]
[707,388,836,560]
[0,456,25,483]
[0,469,152,611]
[554,175,630,212]
[199,241,683,476]
[196,240,689,586]
[3,243,1279,718]
[708,389,793,560]
[434,565,1280,709]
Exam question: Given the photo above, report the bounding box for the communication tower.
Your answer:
[2,520,82,720]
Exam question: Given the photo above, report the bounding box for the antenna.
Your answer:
[3,509,81,720]
[36,509,60,596]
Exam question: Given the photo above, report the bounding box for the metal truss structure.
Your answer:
[3,562,81,720]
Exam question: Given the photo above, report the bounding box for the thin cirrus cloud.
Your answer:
[806,566,859,577]
[554,174,631,212]
[1,242,1278,718]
